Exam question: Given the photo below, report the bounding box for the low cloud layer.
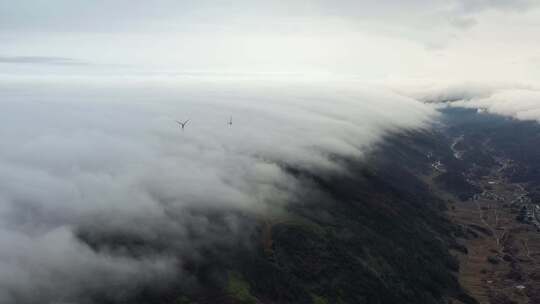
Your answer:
[0,76,436,303]
[399,82,540,122]
[451,89,540,122]
[0,55,84,65]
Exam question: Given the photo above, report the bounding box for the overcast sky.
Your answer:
[1,0,539,82]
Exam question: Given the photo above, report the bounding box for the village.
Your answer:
[441,148,540,304]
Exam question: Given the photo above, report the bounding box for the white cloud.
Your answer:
[452,89,540,122]
[0,227,176,303]
[0,76,436,302]
[394,81,540,122]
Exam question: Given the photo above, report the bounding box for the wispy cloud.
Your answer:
[0,55,86,66]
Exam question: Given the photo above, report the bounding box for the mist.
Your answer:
[451,89,540,122]
[0,76,436,303]
[399,81,540,122]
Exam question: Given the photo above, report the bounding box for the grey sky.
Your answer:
[1,1,539,82]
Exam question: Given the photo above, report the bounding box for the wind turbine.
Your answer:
[175,120,189,130]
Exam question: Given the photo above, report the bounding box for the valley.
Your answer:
[449,155,540,304]
[434,109,540,304]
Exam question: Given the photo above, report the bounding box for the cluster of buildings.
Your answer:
[472,190,505,202]
[517,204,540,231]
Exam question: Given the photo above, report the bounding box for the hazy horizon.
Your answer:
[2,0,540,84]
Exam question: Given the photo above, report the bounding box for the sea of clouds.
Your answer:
[398,82,540,122]
[0,76,437,303]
